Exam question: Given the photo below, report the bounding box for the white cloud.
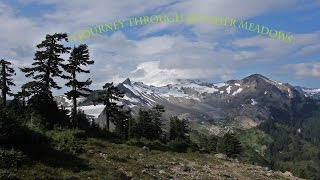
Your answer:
[283,62,320,79]
[112,61,235,86]
[136,0,300,37]
[231,31,320,61]
[0,0,319,94]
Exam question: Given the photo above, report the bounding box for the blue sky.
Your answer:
[0,0,319,95]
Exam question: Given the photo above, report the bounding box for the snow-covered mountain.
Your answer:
[55,95,104,119]
[55,74,318,129]
[295,86,320,100]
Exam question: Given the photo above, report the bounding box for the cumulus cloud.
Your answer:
[84,32,235,87]
[283,62,320,79]
[0,0,319,93]
[112,61,235,86]
[231,31,320,62]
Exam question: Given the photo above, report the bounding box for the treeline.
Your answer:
[89,84,242,156]
[258,119,320,180]
[120,104,242,158]
[1,32,242,155]
[0,33,243,179]
[0,33,95,130]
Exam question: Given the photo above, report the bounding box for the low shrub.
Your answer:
[168,139,190,152]
[0,148,29,168]
[46,129,87,154]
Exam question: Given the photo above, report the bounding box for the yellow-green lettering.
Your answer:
[248,23,255,31]
[105,23,113,31]
[238,20,248,29]
[69,34,77,42]
[113,22,118,30]
[143,16,150,24]
[97,25,106,33]
[166,14,175,23]
[287,35,293,44]
[253,24,260,33]
[118,20,125,28]
[260,26,269,35]
[269,29,278,38]
[277,31,287,40]
[128,18,135,26]
[150,15,158,23]
[229,19,236,27]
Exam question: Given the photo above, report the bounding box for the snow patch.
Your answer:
[287,88,293,98]
[123,95,140,103]
[214,83,228,88]
[226,86,232,94]
[302,88,320,94]
[78,105,105,118]
[128,104,136,108]
[251,99,258,105]
[232,88,243,96]
[179,83,219,94]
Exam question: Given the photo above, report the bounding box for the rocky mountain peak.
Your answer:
[122,78,132,85]
[242,74,270,84]
[176,79,202,85]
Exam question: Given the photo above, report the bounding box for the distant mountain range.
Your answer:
[295,86,320,100]
[54,74,320,132]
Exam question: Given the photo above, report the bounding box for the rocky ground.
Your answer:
[83,139,302,180]
[13,137,303,179]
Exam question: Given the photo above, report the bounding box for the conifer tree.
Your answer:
[149,105,165,139]
[169,116,189,140]
[128,116,138,139]
[15,84,32,108]
[20,33,71,95]
[93,82,124,131]
[113,109,131,140]
[64,44,94,128]
[169,116,189,141]
[136,109,154,139]
[20,33,71,129]
[0,59,16,106]
[219,132,242,158]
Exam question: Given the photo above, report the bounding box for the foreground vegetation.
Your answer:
[1,127,301,180]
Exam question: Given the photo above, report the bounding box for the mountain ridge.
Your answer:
[55,74,319,131]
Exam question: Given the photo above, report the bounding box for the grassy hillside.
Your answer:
[1,128,302,180]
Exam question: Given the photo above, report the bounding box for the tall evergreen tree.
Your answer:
[169,116,189,141]
[128,116,138,139]
[0,59,16,106]
[20,33,71,95]
[218,132,242,158]
[15,84,32,108]
[64,44,94,128]
[20,33,71,129]
[113,110,131,140]
[93,82,124,131]
[136,109,154,139]
[149,105,165,140]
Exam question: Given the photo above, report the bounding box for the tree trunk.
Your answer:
[106,96,110,131]
[72,71,78,128]
[45,63,51,94]
[1,62,6,106]
[73,96,77,128]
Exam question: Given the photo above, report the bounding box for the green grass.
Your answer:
[239,128,273,157]
[1,128,299,179]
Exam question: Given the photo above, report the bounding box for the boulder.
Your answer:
[214,153,228,160]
